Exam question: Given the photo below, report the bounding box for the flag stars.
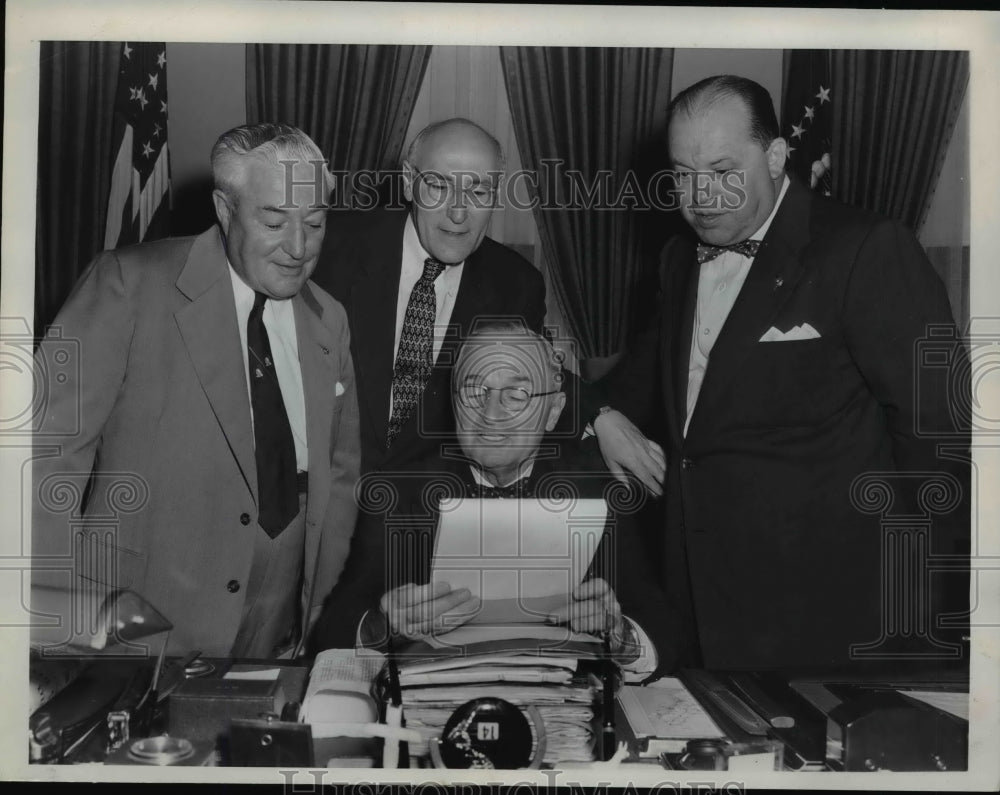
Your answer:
[157,51,166,69]
[123,43,132,59]
[787,145,796,157]
[129,86,139,101]
[816,86,831,104]
[804,105,816,121]
[153,122,162,138]
[160,100,168,115]
[148,73,159,90]
[791,123,805,139]
[142,141,154,159]
[137,89,148,110]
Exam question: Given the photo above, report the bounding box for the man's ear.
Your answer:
[766,137,788,179]
[545,391,567,432]
[401,160,416,203]
[212,189,233,235]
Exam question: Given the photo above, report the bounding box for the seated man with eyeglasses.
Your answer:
[310,320,678,677]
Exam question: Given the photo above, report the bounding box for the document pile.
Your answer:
[391,496,614,764]
[395,626,604,765]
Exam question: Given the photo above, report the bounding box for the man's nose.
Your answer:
[283,221,306,259]
[447,195,468,225]
[482,389,507,421]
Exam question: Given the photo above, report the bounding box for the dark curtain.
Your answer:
[247,44,431,205]
[500,48,673,375]
[831,50,969,232]
[35,42,120,335]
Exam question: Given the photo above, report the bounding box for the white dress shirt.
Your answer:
[685,175,790,436]
[228,264,308,471]
[388,215,466,418]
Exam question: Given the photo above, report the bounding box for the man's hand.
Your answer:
[547,577,621,633]
[547,578,641,662]
[594,409,665,496]
[379,581,480,640]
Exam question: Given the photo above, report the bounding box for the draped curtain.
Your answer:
[500,48,673,376]
[830,50,969,233]
[247,44,431,204]
[35,42,120,334]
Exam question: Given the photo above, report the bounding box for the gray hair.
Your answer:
[211,123,334,206]
[455,319,563,390]
[404,117,506,174]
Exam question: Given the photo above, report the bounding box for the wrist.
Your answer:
[611,616,640,664]
[592,405,615,431]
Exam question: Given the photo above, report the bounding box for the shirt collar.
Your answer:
[227,261,293,309]
[469,459,536,489]
[749,174,790,242]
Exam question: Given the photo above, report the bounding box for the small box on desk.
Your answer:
[168,678,287,745]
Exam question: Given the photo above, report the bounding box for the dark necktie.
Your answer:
[247,292,299,537]
[696,239,762,265]
[388,257,447,446]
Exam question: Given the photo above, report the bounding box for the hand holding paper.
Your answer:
[379,581,481,640]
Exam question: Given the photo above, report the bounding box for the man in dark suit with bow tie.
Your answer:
[310,321,677,676]
[597,75,969,671]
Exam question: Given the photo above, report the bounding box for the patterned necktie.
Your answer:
[696,239,762,265]
[247,292,299,537]
[387,257,447,446]
[470,477,534,499]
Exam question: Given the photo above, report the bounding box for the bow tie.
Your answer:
[470,477,534,499]
[696,239,762,265]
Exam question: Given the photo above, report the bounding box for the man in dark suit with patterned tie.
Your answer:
[310,117,663,493]
[598,75,969,671]
[311,321,678,676]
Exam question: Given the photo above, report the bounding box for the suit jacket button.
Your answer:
[681,457,694,470]
[240,513,251,525]
[227,580,240,593]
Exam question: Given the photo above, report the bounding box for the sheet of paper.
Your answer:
[223,668,281,681]
[900,689,969,721]
[431,497,608,621]
[618,678,725,740]
[421,622,597,649]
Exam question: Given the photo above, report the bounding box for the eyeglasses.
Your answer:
[411,168,498,208]
[456,384,560,414]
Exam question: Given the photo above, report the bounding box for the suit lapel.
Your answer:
[349,215,405,450]
[663,236,699,448]
[686,180,814,439]
[294,283,340,627]
[174,228,257,502]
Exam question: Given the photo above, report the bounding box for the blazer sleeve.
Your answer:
[841,218,970,558]
[32,251,135,571]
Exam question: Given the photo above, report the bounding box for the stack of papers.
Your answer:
[397,630,603,765]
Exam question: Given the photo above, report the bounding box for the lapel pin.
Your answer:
[321,346,330,355]
[774,277,784,290]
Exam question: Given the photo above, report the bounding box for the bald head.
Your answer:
[402,118,505,264]
[405,118,505,174]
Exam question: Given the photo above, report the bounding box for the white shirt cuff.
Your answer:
[620,616,658,681]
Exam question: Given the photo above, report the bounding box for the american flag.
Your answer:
[782,50,833,196]
[104,42,171,249]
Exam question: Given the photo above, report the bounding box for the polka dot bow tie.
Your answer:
[696,239,762,265]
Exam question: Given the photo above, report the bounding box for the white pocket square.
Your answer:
[759,322,821,342]
[335,381,345,397]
